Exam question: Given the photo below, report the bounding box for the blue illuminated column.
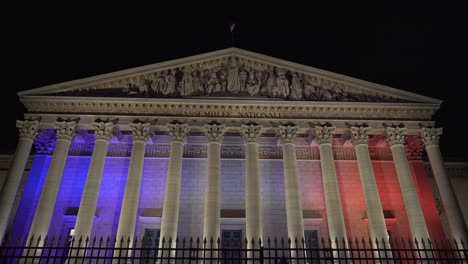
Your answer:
[114,122,150,251]
[24,120,78,262]
[0,120,39,241]
[385,127,430,240]
[159,123,189,257]
[277,125,304,244]
[71,121,115,260]
[203,123,225,246]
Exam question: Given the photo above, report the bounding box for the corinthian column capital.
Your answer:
[385,127,407,146]
[16,120,40,140]
[314,126,335,145]
[240,124,262,143]
[129,122,151,143]
[277,125,298,144]
[167,123,190,142]
[350,126,371,146]
[420,127,443,147]
[54,120,78,141]
[92,121,115,142]
[205,123,225,143]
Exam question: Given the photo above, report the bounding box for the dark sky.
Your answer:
[3,4,468,160]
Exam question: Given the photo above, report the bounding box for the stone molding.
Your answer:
[54,120,78,141]
[277,125,298,144]
[240,124,262,143]
[16,120,40,140]
[313,126,336,145]
[167,123,190,142]
[350,126,371,146]
[92,121,115,142]
[420,127,443,147]
[385,127,407,146]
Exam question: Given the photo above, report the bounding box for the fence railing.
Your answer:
[0,235,466,263]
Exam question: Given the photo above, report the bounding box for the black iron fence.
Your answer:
[1,235,466,263]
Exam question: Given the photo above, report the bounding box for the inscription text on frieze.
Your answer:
[184,111,283,118]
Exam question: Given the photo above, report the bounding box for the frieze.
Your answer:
[48,56,410,103]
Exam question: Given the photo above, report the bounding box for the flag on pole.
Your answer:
[230,23,235,33]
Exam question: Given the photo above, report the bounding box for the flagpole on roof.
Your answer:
[230,23,235,47]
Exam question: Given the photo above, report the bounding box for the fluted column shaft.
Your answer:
[115,123,150,246]
[70,122,114,263]
[278,125,304,243]
[421,128,468,244]
[241,125,263,244]
[159,123,189,249]
[386,127,430,240]
[23,120,77,263]
[0,120,39,241]
[315,126,348,243]
[351,126,390,250]
[203,124,225,245]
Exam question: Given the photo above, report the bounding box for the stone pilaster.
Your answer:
[386,127,430,240]
[0,120,39,241]
[71,121,114,261]
[277,125,304,244]
[115,122,151,252]
[315,126,348,244]
[24,120,77,262]
[240,124,263,245]
[350,126,390,250]
[421,127,468,244]
[203,123,225,247]
[159,123,189,257]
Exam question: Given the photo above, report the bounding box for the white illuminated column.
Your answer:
[385,127,430,240]
[421,127,468,245]
[0,120,39,241]
[203,123,225,249]
[24,120,78,263]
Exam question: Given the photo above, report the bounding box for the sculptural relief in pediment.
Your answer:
[49,56,409,102]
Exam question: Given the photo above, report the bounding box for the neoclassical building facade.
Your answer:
[1,48,467,250]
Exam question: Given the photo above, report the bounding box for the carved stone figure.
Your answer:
[272,68,289,98]
[289,73,303,100]
[262,69,276,96]
[151,71,166,94]
[239,69,248,93]
[226,57,241,93]
[179,67,193,96]
[205,71,221,95]
[218,69,227,93]
[162,69,177,96]
[246,71,260,96]
[191,70,204,95]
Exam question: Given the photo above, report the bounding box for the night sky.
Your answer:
[3,4,468,160]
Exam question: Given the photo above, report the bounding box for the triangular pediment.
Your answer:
[18,48,441,104]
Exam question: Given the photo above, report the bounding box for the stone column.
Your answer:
[421,127,468,244]
[240,124,263,244]
[70,121,114,261]
[203,123,225,247]
[385,127,430,240]
[114,122,150,253]
[24,120,77,262]
[0,120,39,241]
[350,126,390,250]
[159,123,189,256]
[315,126,348,244]
[277,125,304,244]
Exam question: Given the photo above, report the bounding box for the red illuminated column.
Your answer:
[350,126,390,248]
[277,125,304,244]
[315,126,348,244]
[385,127,430,240]
[0,120,39,242]
[24,120,78,262]
[421,127,468,244]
